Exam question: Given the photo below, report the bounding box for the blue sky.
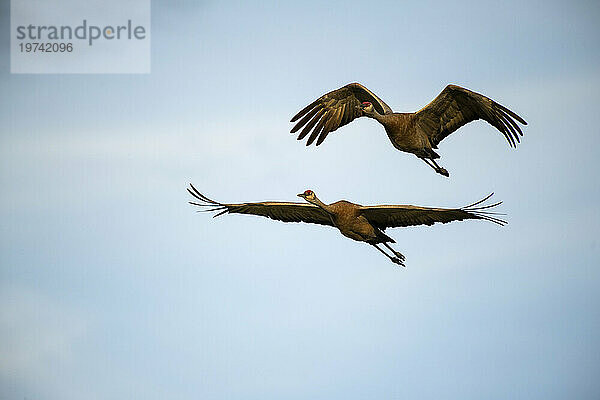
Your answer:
[1,0,599,399]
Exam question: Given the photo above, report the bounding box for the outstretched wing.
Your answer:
[359,193,506,230]
[414,85,527,147]
[187,184,334,226]
[290,82,394,146]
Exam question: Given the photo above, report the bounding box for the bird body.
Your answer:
[324,200,394,244]
[376,112,435,158]
[291,83,527,176]
[188,184,505,267]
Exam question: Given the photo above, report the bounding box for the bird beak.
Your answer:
[297,193,305,198]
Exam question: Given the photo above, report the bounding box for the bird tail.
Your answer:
[187,184,229,217]
[460,193,507,226]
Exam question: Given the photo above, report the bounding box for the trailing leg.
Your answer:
[420,157,449,177]
[429,158,449,177]
[383,242,405,263]
[371,244,405,267]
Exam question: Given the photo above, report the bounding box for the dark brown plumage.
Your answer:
[290,83,527,177]
[188,184,505,267]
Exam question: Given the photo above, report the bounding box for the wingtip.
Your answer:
[461,192,508,225]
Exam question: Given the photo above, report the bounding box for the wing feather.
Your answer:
[415,85,527,147]
[359,193,506,230]
[187,184,334,227]
[290,105,323,134]
[297,108,326,140]
[291,82,394,146]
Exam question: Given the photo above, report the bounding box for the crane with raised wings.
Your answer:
[188,184,505,267]
[290,83,527,177]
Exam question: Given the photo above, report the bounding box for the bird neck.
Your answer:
[366,109,384,123]
[311,197,333,213]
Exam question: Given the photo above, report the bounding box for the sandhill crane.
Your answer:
[187,184,505,267]
[290,83,527,177]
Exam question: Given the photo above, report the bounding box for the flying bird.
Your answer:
[290,83,527,177]
[187,184,505,267]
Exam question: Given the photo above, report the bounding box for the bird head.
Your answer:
[297,189,317,203]
[360,101,375,116]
